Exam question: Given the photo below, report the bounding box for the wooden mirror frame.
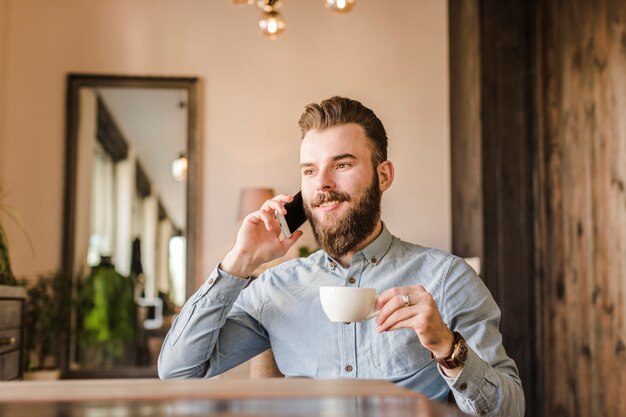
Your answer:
[60,74,201,378]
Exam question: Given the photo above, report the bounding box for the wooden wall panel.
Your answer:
[536,0,626,416]
[449,1,538,415]
[450,0,483,261]
[451,1,626,416]
[479,7,537,412]
[449,0,626,417]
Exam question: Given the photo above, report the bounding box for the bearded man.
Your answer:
[158,97,524,417]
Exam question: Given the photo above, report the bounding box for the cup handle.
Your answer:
[365,310,379,320]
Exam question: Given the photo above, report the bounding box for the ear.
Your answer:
[377,160,394,192]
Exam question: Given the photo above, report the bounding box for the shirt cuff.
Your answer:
[438,345,486,401]
[190,266,250,305]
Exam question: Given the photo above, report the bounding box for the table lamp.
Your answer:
[237,188,275,220]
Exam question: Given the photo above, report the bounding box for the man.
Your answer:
[158,97,524,417]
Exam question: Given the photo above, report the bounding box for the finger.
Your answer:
[261,200,285,215]
[274,193,295,202]
[258,209,278,231]
[376,285,422,308]
[238,196,288,219]
[261,194,294,215]
[376,293,411,325]
[282,230,303,249]
[243,210,264,225]
[376,287,404,308]
[380,317,418,333]
[377,305,418,332]
[376,287,405,309]
[376,288,435,326]
[385,306,446,344]
[413,285,428,295]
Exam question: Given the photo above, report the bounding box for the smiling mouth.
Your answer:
[311,191,350,208]
[317,201,340,208]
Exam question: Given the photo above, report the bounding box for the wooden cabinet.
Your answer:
[0,285,26,380]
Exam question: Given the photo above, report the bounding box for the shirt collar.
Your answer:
[359,222,393,265]
[324,222,393,268]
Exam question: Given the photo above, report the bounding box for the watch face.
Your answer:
[453,338,469,363]
[436,332,468,369]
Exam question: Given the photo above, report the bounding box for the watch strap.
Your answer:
[434,331,466,369]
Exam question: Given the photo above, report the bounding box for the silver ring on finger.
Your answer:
[402,292,411,307]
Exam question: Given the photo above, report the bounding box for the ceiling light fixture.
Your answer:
[325,0,355,13]
[171,153,188,182]
[230,0,356,39]
[256,0,285,39]
[171,99,188,182]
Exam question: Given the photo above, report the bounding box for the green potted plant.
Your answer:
[78,259,136,367]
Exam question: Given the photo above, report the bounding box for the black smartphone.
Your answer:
[275,191,307,238]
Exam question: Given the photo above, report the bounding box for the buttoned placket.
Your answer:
[339,254,368,378]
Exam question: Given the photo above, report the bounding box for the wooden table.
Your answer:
[0,378,467,417]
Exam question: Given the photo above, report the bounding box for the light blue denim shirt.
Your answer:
[158,225,524,417]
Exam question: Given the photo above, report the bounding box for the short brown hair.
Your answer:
[298,96,388,166]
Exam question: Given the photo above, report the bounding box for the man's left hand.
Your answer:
[375,285,454,359]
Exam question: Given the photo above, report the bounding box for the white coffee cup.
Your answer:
[319,286,379,323]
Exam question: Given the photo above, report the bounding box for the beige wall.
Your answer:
[0,0,450,285]
[0,0,9,185]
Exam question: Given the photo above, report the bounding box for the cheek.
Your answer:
[300,183,315,206]
[342,178,365,195]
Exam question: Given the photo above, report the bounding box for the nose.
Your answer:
[314,169,335,191]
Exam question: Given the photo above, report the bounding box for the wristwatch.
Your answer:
[434,331,468,369]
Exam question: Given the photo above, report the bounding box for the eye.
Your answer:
[336,162,350,170]
[302,169,314,176]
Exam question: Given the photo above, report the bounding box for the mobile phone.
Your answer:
[275,191,307,238]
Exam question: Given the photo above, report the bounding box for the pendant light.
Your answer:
[325,0,356,13]
[257,0,285,39]
[171,98,188,182]
[230,0,356,39]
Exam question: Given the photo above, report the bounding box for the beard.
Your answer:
[305,172,382,258]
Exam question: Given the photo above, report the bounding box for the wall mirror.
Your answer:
[61,74,199,378]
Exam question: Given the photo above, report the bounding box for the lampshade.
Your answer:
[237,188,275,220]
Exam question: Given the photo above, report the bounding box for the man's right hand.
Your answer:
[220,194,304,278]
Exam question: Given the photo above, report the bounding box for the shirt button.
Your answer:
[207,278,215,285]
[348,277,356,284]
[345,365,353,372]
[459,383,467,391]
[371,257,377,264]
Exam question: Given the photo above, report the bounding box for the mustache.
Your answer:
[311,190,351,207]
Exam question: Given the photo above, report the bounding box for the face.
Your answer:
[300,124,385,258]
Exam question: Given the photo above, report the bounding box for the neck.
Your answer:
[335,220,383,268]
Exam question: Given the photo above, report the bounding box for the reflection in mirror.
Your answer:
[62,75,199,378]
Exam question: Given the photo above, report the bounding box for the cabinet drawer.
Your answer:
[0,328,21,355]
[0,300,23,329]
[0,350,21,380]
